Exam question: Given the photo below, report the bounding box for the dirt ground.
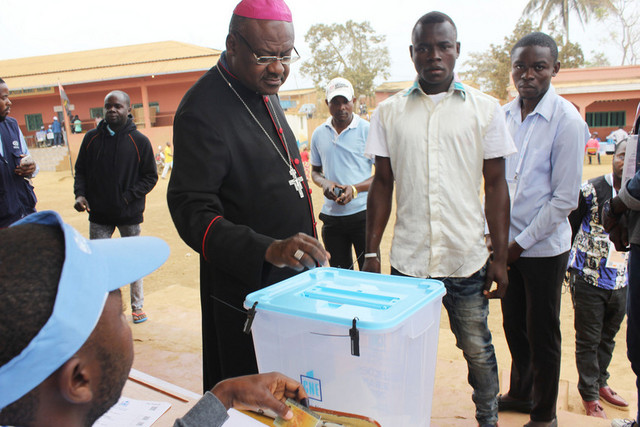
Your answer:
[31,154,637,425]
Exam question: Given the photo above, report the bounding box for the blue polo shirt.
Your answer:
[310,114,372,216]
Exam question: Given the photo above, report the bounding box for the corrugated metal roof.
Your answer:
[2,41,221,89]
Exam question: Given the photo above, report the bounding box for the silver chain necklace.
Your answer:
[216,65,305,198]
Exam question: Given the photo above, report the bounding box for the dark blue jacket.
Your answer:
[0,117,37,227]
[51,119,62,133]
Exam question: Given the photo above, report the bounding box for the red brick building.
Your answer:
[1,41,221,159]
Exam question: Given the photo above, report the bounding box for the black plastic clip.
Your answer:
[243,301,258,335]
[349,317,360,357]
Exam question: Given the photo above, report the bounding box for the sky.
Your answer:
[1,0,626,91]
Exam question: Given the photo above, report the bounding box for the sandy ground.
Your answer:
[31,154,637,426]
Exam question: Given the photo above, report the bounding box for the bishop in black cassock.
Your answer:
[168,0,328,392]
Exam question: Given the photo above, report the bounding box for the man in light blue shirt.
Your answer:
[498,32,589,427]
[311,77,373,269]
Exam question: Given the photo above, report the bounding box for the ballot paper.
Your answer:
[222,409,267,426]
[94,397,171,427]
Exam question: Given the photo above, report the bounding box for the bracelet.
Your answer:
[364,253,378,259]
[351,185,358,198]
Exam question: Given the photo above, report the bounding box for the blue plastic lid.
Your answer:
[244,267,445,330]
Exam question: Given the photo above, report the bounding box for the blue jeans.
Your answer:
[393,263,499,425]
[90,222,144,311]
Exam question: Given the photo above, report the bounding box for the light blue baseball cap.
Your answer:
[0,211,170,409]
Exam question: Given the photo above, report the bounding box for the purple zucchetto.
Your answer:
[233,0,292,22]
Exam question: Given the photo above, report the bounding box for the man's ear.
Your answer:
[56,356,94,404]
[226,33,237,55]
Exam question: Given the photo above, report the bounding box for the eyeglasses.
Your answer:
[233,32,300,65]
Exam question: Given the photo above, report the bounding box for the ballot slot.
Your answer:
[301,285,400,310]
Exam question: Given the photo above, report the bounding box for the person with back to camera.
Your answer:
[0,210,309,427]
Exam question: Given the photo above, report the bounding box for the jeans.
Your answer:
[628,244,640,421]
[502,252,568,422]
[90,222,144,310]
[319,210,366,270]
[570,272,627,401]
[393,263,499,425]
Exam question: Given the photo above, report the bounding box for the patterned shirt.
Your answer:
[568,174,628,290]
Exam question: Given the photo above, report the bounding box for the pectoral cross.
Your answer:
[288,167,305,198]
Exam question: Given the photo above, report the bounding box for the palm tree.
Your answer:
[522,0,614,42]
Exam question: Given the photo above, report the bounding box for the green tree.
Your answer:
[300,20,390,98]
[461,20,536,100]
[558,40,585,68]
[521,0,614,43]
[585,51,611,67]
[461,19,584,101]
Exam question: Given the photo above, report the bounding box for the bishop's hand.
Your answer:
[265,233,330,271]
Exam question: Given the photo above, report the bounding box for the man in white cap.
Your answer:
[0,211,309,427]
[168,0,329,391]
[310,77,373,269]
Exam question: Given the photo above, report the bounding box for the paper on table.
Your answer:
[222,409,268,426]
[94,397,171,427]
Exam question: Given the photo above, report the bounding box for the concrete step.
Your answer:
[29,146,71,171]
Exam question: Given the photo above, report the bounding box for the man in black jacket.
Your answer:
[73,90,158,324]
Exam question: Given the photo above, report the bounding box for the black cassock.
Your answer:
[168,58,316,391]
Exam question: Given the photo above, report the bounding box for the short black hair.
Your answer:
[0,78,5,84]
[104,90,130,108]
[511,32,558,62]
[0,224,64,424]
[413,11,457,40]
